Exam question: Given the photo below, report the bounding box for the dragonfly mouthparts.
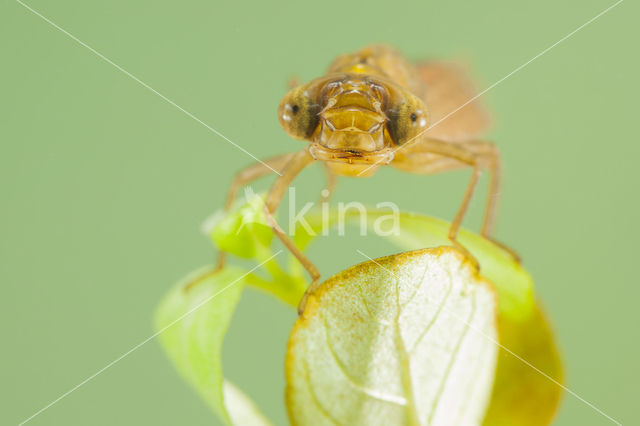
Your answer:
[313,74,395,153]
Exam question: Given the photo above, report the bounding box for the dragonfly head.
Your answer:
[278,74,429,160]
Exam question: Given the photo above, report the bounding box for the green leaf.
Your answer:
[207,200,534,320]
[224,380,274,426]
[482,305,563,426]
[386,213,534,322]
[286,248,499,426]
[154,266,272,425]
[208,193,273,259]
[300,209,535,321]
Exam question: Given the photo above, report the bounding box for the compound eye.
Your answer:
[278,88,321,140]
[386,94,428,145]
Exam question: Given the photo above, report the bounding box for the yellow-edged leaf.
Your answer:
[482,305,563,426]
[287,248,498,426]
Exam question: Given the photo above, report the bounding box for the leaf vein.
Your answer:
[408,266,455,354]
[322,312,408,407]
[400,261,430,310]
[302,357,342,425]
[427,289,478,424]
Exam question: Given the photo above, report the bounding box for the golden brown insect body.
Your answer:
[219,45,513,313]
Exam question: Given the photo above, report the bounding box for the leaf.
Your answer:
[208,193,273,259]
[202,201,562,424]
[224,380,274,426]
[208,201,535,320]
[482,305,563,426]
[298,209,535,321]
[154,266,272,425]
[286,247,499,426]
[376,213,564,425]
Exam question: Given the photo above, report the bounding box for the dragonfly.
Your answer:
[218,45,514,313]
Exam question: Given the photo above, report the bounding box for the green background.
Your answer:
[1,0,637,424]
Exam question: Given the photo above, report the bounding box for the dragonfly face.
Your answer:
[278,73,429,175]
[316,76,389,153]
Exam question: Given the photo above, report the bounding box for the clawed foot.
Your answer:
[183,253,226,293]
[449,235,521,273]
[297,293,309,316]
[449,239,480,272]
[183,268,217,293]
[483,235,522,263]
[297,278,320,315]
